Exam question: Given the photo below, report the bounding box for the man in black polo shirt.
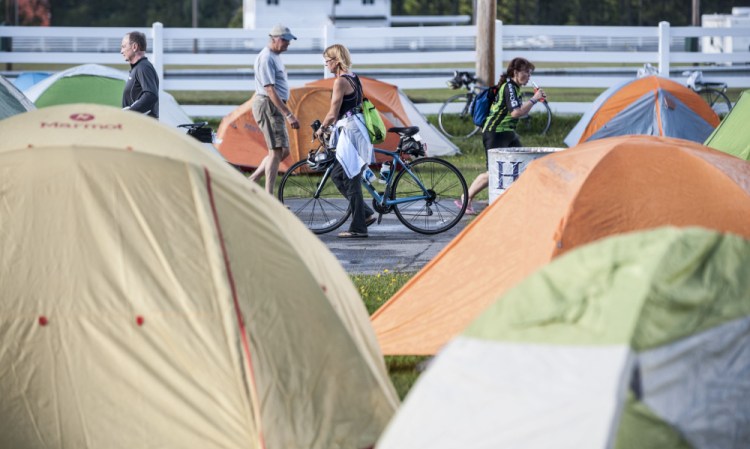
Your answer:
[120,31,159,119]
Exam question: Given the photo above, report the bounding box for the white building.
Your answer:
[702,7,750,56]
[243,0,392,30]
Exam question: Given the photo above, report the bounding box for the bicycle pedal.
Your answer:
[377,214,383,225]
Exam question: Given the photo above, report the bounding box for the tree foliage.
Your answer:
[392,0,739,26]
[1,0,741,27]
[41,0,241,27]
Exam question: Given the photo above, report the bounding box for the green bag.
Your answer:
[362,98,386,144]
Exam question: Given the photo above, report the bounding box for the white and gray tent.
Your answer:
[0,74,35,120]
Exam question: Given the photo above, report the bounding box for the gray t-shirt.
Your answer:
[254,46,289,101]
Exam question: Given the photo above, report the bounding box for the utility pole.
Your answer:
[688,0,700,53]
[192,0,198,53]
[475,0,496,86]
[4,0,19,25]
[3,0,18,70]
[692,0,700,26]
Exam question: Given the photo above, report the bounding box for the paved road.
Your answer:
[316,202,486,275]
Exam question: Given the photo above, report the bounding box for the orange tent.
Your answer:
[213,97,287,171]
[564,76,720,146]
[307,76,459,157]
[215,82,404,171]
[371,135,750,355]
[306,76,410,128]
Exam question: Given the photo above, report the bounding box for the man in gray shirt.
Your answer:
[120,31,159,118]
[249,24,300,195]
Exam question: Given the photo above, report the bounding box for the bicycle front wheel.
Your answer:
[519,92,552,135]
[278,160,351,234]
[699,88,732,115]
[438,93,481,139]
[392,157,468,235]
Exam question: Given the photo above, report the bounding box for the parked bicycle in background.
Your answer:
[279,120,468,235]
[685,70,733,116]
[438,71,552,139]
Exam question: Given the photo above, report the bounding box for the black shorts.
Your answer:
[482,130,522,169]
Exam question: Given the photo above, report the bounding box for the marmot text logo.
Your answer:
[69,113,95,122]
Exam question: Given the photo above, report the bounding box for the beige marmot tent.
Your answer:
[0,105,398,448]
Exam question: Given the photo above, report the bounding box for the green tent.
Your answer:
[22,63,194,128]
[704,90,750,160]
[378,227,750,449]
[34,73,123,108]
[0,75,35,120]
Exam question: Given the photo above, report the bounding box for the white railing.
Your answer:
[2,21,749,116]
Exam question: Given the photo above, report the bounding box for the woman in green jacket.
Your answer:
[455,57,545,214]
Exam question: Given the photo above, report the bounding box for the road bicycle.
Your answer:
[437,70,552,139]
[278,122,468,235]
[684,70,733,115]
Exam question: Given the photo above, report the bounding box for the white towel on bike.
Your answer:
[332,114,374,179]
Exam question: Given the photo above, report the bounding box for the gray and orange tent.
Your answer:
[215,76,458,171]
[371,135,750,355]
[564,75,719,147]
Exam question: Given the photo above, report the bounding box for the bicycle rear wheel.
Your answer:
[699,87,732,115]
[519,92,552,135]
[438,93,481,139]
[278,160,351,234]
[392,157,468,235]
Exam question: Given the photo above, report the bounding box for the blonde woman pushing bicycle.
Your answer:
[314,44,377,238]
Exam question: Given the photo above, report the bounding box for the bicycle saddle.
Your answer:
[178,121,208,128]
[388,126,420,137]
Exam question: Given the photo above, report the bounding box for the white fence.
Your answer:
[2,21,750,116]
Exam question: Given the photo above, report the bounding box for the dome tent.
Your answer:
[0,74,35,120]
[22,63,195,129]
[216,85,404,171]
[704,89,750,160]
[217,87,401,171]
[0,104,398,449]
[11,71,50,91]
[372,135,750,355]
[377,227,750,449]
[306,76,459,157]
[564,75,719,147]
[216,76,459,171]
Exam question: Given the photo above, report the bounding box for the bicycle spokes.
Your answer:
[277,160,351,234]
[391,158,468,235]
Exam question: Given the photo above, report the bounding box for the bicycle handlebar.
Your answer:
[447,71,477,90]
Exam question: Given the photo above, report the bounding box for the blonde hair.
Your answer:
[323,44,352,72]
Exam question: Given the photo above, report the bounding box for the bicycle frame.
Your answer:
[309,148,428,208]
[362,148,432,208]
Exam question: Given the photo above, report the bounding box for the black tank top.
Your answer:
[338,74,362,119]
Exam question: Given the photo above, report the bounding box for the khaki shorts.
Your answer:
[252,94,289,150]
